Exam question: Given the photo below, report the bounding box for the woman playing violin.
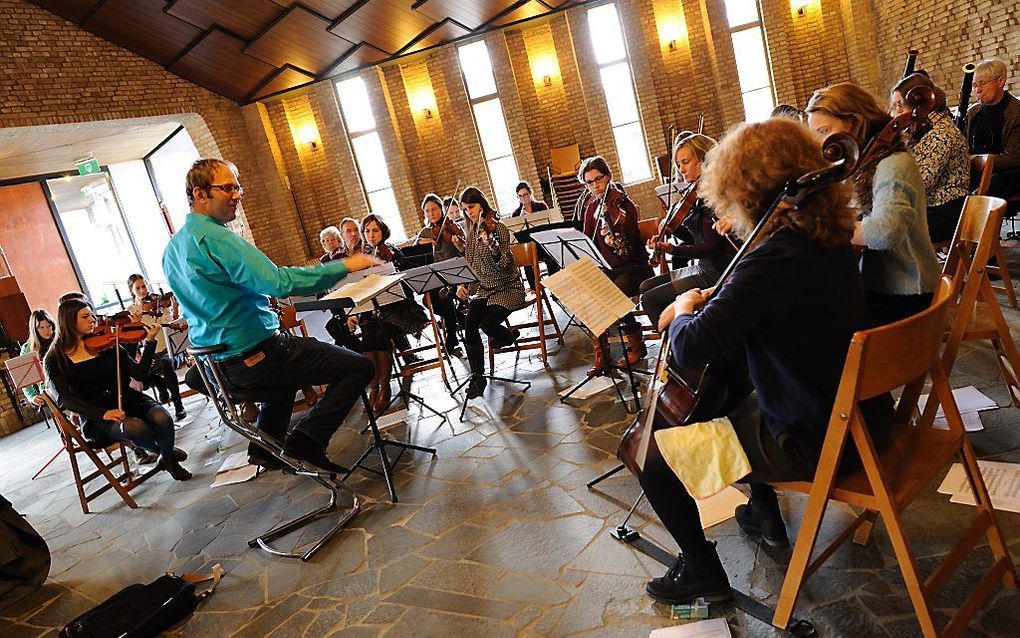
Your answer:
[579,156,653,371]
[414,193,464,355]
[642,118,893,606]
[457,187,526,399]
[44,297,192,481]
[639,132,736,329]
[352,214,430,412]
[127,274,187,420]
[807,82,939,325]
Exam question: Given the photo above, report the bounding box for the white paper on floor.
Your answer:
[932,410,984,432]
[918,385,997,419]
[211,451,259,487]
[375,409,408,430]
[559,375,618,400]
[697,486,748,529]
[937,460,1020,513]
[650,617,732,638]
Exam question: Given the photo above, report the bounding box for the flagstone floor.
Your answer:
[2,301,1020,637]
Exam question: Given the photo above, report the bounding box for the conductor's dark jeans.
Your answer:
[217,332,374,447]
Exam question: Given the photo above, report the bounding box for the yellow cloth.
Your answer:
[654,417,752,500]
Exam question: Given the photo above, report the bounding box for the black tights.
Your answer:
[464,299,511,346]
[101,406,176,458]
[609,264,654,333]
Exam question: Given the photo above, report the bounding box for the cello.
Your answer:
[617,85,936,477]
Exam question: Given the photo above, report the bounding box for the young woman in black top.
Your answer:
[641,118,893,605]
[44,298,191,480]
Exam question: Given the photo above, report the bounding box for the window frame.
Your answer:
[586,2,653,185]
[724,0,777,122]
[334,75,406,239]
[456,40,522,216]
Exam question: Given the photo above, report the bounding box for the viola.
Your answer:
[367,242,395,262]
[593,185,631,259]
[649,181,698,269]
[434,216,466,253]
[475,216,502,253]
[617,132,861,477]
[140,292,174,317]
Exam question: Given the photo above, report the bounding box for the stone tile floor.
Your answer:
[1,305,1020,637]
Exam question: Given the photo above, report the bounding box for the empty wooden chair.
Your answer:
[969,155,1017,307]
[770,276,1018,636]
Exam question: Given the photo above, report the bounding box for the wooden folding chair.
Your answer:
[922,195,1020,420]
[488,242,564,371]
[41,393,158,514]
[971,155,1019,307]
[394,300,455,390]
[770,276,1018,637]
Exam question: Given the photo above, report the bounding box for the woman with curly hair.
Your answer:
[642,118,893,605]
[807,82,939,325]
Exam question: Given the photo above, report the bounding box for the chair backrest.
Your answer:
[849,276,954,401]
[550,144,581,176]
[969,154,995,196]
[654,154,672,185]
[638,218,659,243]
[942,196,1007,301]
[512,243,540,287]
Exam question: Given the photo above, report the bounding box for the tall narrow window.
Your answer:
[723,0,776,122]
[457,40,521,216]
[334,76,406,240]
[586,3,652,184]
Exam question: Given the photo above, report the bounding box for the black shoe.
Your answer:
[283,430,347,474]
[492,328,520,349]
[735,497,789,547]
[247,450,286,471]
[158,456,192,481]
[171,447,188,462]
[174,408,187,421]
[465,375,487,399]
[645,544,731,605]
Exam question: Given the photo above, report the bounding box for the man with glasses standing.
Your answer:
[578,156,653,373]
[966,59,1020,213]
[162,158,378,472]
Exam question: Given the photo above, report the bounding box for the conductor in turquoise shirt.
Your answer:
[163,158,379,472]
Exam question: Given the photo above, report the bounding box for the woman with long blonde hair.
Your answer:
[643,118,893,605]
[806,82,939,325]
[20,309,55,406]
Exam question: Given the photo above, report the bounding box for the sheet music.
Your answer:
[4,352,44,390]
[649,618,732,638]
[324,273,405,314]
[655,182,684,207]
[542,258,634,337]
[324,262,395,294]
[937,460,1020,513]
[502,208,565,236]
[530,228,610,270]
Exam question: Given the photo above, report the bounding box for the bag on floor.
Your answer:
[59,564,221,638]
[0,494,51,612]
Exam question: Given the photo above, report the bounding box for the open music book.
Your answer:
[542,258,634,338]
[323,272,405,314]
[502,207,564,235]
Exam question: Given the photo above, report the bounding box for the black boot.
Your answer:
[158,455,192,481]
[735,494,789,547]
[645,542,731,605]
[465,343,487,399]
[283,429,347,474]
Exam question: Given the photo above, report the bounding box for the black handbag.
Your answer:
[59,564,221,638]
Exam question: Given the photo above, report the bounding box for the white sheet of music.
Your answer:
[937,460,1020,513]
[324,273,404,314]
[542,258,634,337]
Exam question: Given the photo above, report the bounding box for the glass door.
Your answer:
[46,172,144,311]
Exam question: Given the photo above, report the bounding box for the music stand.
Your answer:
[293,296,437,503]
[403,257,531,420]
[534,232,642,412]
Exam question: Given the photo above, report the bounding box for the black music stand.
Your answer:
[293,296,437,503]
[532,230,643,412]
[403,258,532,420]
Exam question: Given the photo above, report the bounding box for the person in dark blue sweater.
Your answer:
[640,118,894,605]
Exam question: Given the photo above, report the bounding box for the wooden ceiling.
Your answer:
[30,0,578,104]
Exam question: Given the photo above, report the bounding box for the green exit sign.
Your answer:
[76,159,100,175]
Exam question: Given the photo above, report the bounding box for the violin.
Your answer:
[139,292,174,317]
[434,216,466,253]
[84,312,149,352]
[594,185,631,260]
[649,181,698,269]
[617,132,862,477]
[367,242,395,262]
[475,216,502,254]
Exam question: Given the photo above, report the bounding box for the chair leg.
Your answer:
[67,447,90,515]
[31,447,64,480]
[852,509,879,545]
[990,336,1020,407]
[543,291,564,344]
[992,241,1018,308]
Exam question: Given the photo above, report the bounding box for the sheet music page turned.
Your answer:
[543,258,635,337]
[323,273,404,309]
